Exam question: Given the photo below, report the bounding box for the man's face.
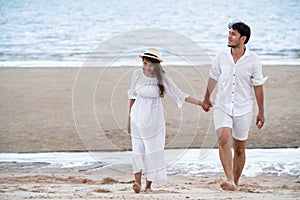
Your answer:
[228,28,243,48]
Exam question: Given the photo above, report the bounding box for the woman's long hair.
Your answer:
[143,57,166,98]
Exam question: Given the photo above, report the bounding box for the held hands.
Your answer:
[202,98,213,112]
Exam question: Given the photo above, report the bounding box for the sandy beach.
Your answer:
[0,65,299,152]
[0,162,300,200]
[0,65,299,199]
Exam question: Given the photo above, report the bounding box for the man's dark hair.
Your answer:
[228,22,251,44]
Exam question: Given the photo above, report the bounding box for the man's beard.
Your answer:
[228,43,238,48]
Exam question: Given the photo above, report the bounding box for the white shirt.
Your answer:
[210,48,268,117]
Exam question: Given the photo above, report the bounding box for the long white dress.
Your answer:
[128,68,189,181]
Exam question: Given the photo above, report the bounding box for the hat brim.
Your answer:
[139,54,164,62]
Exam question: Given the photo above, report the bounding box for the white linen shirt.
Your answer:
[210,48,268,117]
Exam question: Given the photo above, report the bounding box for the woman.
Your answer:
[127,48,202,193]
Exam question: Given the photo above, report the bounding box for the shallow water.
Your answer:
[1,148,299,177]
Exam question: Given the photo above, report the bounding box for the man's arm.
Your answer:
[202,77,217,112]
[253,85,265,129]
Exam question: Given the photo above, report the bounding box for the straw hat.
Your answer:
[139,48,164,62]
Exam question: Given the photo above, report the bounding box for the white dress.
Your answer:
[128,68,189,181]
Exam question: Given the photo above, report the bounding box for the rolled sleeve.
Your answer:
[252,76,268,86]
[209,70,219,81]
[251,61,268,86]
[209,55,221,81]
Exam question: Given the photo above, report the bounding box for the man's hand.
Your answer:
[256,113,265,129]
[202,77,217,112]
[202,98,213,112]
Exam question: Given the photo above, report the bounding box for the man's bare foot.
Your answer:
[145,187,152,193]
[133,182,141,193]
[220,180,238,191]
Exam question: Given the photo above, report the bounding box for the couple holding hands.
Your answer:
[127,22,267,193]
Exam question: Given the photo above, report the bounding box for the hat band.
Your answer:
[144,52,158,58]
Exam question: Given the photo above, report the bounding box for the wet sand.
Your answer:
[0,162,299,200]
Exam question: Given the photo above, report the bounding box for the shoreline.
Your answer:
[0,146,299,154]
[1,148,299,178]
[1,63,300,68]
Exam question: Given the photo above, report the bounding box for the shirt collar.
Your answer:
[228,47,251,63]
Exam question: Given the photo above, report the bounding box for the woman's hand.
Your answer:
[197,100,203,107]
[185,96,204,107]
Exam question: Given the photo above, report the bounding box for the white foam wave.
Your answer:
[0,148,299,177]
[0,59,299,68]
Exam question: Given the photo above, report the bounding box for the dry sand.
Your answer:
[0,65,299,152]
[0,65,299,199]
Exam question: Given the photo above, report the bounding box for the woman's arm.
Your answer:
[127,99,135,134]
[185,96,203,106]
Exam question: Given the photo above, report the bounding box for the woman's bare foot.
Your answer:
[133,182,141,193]
[145,187,152,193]
[220,180,238,191]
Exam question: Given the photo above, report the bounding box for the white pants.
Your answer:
[214,108,253,141]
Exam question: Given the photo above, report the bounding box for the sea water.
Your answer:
[0,0,299,67]
[0,148,299,178]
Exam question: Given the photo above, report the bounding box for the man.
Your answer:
[202,21,267,191]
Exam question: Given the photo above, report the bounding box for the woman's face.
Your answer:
[143,58,155,74]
